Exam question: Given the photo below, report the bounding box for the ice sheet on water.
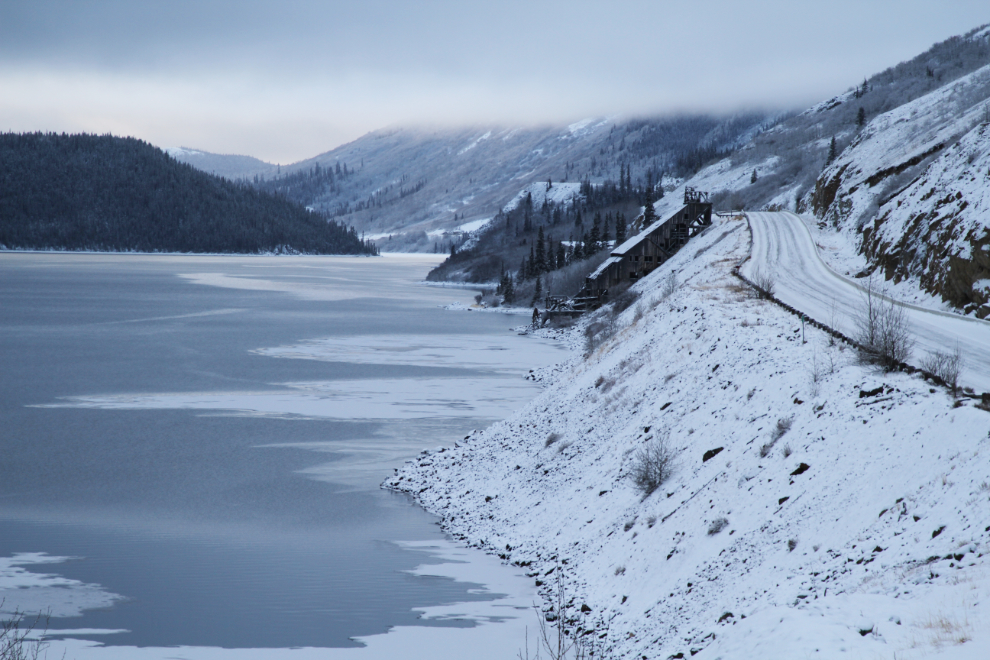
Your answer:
[0,553,123,619]
[256,332,564,373]
[41,539,542,660]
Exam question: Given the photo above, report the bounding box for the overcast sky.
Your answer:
[1,1,987,163]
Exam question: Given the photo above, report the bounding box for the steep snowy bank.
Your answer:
[387,216,990,659]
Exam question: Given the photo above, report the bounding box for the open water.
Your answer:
[0,253,564,656]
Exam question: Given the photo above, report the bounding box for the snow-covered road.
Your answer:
[741,211,990,393]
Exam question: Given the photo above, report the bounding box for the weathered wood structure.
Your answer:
[580,188,712,301]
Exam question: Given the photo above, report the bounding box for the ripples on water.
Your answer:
[0,253,565,659]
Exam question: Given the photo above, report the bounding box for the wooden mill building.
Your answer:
[582,188,712,299]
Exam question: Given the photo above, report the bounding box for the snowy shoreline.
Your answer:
[386,216,990,659]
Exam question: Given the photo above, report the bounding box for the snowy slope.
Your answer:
[742,211,990,393]
[865,121,990,314]
[387,215,990,659]
[811,63,990,313]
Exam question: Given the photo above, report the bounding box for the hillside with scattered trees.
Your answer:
[427,173,665,304]
[0,133,377,255]
[214,114,772,252]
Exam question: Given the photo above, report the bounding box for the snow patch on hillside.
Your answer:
[388,215,990,659]
[165,147,204,158]
[502,181,584,213]
[458,131,492,155]
[821,62,990,230]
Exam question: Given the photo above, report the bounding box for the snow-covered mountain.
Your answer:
[165,147,277,180]
[813,56,990,316]
[643,25,990,317]
[170,115,770,252]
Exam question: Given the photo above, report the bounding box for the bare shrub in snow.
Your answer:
[760,417,793,458]
[708,517,729,535]
[788,538,798,552]
[611,287,641,315]
[623,519,636,532]
[545,432,561,448]
[632,303,645,323]
[630,433,674,497]
[782,444,793,458]
[751,268,775,299]
[0,607,50,660]
[518,564,600,660]
[647,515,657,528]
[583,317,614,357]
[556,440,573,454]
[808,350,826,397]
[660,271,678,300]
[614,565,626,576]
[921,347,962,394]
[856,277,913,370]
[772,416,793,441]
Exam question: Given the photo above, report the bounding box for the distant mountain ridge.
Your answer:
[172,115,773,252]
[166,147,278,180]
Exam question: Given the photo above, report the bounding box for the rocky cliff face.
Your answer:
[812,51,990,315]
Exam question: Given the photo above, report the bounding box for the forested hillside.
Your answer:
[426,174,661,300]
[0,133,377,255]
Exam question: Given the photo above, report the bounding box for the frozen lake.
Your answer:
[0,252,565,658]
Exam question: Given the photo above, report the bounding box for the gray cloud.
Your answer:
[1,1,987,162]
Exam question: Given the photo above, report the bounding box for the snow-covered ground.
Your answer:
[388,215,990,659]
[743,211,990,393]
[800,213,962,314]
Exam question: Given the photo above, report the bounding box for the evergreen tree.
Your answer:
[502,273,515,304]
[532,275,543,306]
[643,198,657,226]
[603,216,611,248]
[826,136,838,167]
[750,169,758,184]
[589,213,601,251]
[615,211,627,245]
[535,226,546,273]
[528,246,536,278]
[556,241,566,270]
[856,107,866,127]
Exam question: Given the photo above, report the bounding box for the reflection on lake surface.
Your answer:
[0,253,565,658]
